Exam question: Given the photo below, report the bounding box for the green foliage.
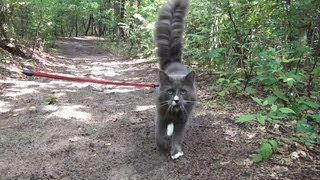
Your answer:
[236,114,256,123]
[123,1,162,57]
[1,56,12,64]
[291,119,320,146]
[199,0,320,158]
[278,108,295,114]
[82,128,96,136]
[214,77,242,97]
[0,0,157,56]
[252,139,278,163]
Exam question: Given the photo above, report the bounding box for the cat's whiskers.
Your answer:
[158,100,170,108]
[184,100,195,103]
[159,101,169,105]
[181,105,188,119]
[163,103,173,118]
[159,104,168,108]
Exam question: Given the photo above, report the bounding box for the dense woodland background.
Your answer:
[0,0,319,162]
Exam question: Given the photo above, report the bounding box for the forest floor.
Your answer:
[0,37,319,179]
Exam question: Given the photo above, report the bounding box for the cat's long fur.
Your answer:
[155,0,189,70]
[155,0,196,160]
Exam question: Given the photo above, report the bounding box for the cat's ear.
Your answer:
[184,71,195,82]
[159,70,171,84]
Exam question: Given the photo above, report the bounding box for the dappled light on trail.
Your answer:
[46,104,92,122]
[0,80,48,97]
[135,105,156,112]
[0,100,11,113]
[0,37,159,179]
[104,88,136,93]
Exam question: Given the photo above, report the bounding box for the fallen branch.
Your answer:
[0,39,31,58]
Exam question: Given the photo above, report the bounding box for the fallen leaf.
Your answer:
[272,165,289,173]
[29,106,37,112]
[69,136,81,142]
[82,128,96,136]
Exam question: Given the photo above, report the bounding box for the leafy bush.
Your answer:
[252,139,278,163]
[184,0,320,162]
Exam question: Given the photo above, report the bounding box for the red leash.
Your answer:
[22,69,158,88]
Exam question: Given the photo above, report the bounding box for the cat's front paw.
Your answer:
[170,151,184,160]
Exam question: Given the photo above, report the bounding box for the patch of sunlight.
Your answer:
[68,36,87,40]
[5,88,38,97]
[42,105,59,112]
[122,58,152,65]
[52,89,77,93]
[56,55,67,59]
[0,80,34,87]
[0,80,56,97]
[52,92,66,97]
[65,36,105,40]
[105,88,136,93]
[47,105,91,122]
[70,37,87,40]
[246,132,257,139]
[88,66,120,77]
[48,81,90,88]
[135,105,156,111]
[124,77,140,81]
[0,64,21,75]
[72,57,92,61]
[56,64,77,69]
[0,101,11,113]
[223,126,238,137]
[13,107,26,113]
[118,66,139,73]
[38,59,77,69]
[48,78,121,89]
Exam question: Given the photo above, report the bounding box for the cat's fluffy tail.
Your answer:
[155,0,189,70]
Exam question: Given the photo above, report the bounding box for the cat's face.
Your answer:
[158,71,196,112]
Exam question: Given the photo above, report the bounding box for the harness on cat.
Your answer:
[22,69,158,88]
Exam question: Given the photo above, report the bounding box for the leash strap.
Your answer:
[22,69,158,88]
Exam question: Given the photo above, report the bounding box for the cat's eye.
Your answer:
[180,90,187,94]
[167,90,174,95]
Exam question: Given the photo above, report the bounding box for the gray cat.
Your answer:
[155,0,196,160]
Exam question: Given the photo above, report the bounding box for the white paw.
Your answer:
[166,123,174,136]
[171,151,184,160]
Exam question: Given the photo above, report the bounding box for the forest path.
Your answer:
[0,37,312,179]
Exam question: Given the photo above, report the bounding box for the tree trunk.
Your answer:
[85,14,93,36]
[114,0,126,21]
[60,25,64,36]
[75,14,78,37]
[0,23,7,39]
[137,0,141,7]
[0,6,8,39]
[69,21,74,37]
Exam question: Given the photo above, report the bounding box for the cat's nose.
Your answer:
[173,95,179,103]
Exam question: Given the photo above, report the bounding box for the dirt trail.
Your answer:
[0,37,317,179]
